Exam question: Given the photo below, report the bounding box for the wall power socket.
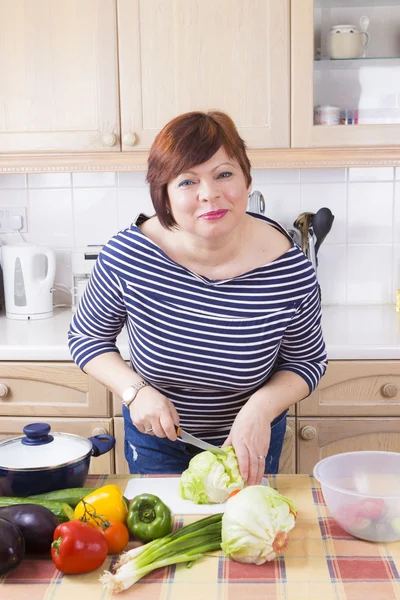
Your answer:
[0,207,28,233]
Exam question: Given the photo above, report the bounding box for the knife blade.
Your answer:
[176,426,225,455]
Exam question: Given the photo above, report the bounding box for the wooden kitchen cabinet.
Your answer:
[297,417,400,474]
[0,0,120,152]
[0,417,114,474]
[0,362,110,418]
[291,0,400,148]
[113,416,296,475]
[117,0,290,150]
[299,361,400,417]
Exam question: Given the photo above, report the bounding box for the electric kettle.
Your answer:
[1,243,56,320]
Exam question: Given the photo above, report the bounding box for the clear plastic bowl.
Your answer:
[313,451,400,542]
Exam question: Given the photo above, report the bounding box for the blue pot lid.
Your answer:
[0,423,92,469]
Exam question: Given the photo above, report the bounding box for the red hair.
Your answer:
[146,111,252,229]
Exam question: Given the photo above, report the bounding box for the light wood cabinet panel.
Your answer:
[278,416,295,474]
[291,0,400,148]
[299,361,400,417]
[117,0,290,150]
[0,417,114,474]
[0,362,110,418]
[0,0,120,152]
[297,417,400,474]
[114,417,129,475]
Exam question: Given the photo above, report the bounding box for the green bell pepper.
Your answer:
[127,493,172,542]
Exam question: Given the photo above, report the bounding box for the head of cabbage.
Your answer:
[179,447,244,504]
[221,485,297,564]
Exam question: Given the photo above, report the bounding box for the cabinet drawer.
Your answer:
[299,361,400,417]
[0,417,114,475]
[297,417,400,474]
[0,362,110,417]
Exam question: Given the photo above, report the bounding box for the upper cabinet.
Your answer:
[117,0,290,150]
[0,0,120,152]
[292,0,400,147]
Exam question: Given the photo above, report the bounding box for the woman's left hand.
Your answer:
[222,395,273,486]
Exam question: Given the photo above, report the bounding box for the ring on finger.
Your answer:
[258,455,266,460]
[144,427,153,433]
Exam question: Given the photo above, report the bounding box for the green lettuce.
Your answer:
[179,447,244,504]
[221,485,297,564]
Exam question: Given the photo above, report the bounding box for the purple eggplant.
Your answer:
[0,505,58,554]
[0,517,25,575]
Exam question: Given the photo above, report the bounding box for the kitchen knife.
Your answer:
[176,426,225,455]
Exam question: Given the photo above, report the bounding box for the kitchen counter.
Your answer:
[1,474,399,600]
[1,304,400,361]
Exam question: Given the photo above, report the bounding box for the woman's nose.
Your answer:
[198,179,220,202]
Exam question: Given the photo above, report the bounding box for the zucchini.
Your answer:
[28,487,94,509]
[0,497,74,522]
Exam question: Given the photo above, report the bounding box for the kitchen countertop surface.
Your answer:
[1,305,400,361]
[1,474,399,600]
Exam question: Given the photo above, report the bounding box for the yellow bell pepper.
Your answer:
[74,484,128,525]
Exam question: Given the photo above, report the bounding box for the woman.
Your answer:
[68,111,327,485]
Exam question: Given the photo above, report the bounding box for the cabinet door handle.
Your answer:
[122,132,137,146]
[102,132,117,147]
[382,383,398,398]
[300,425,316,440]
[0,384,9,398]
[92,426,108,436]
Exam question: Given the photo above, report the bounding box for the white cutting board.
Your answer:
[124,476,269,515]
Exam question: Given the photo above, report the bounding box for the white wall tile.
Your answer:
[318,244,347,305]
[255,184,301,230]
[0,174,27,189]
[53,248,72,306]
[348,167,394,182]
[396,167,400,181]
[118,188,154,230]
[300,183,346,244]
[394,182,400,243]
[73,188,118,247]
[0,189,28,207]
[28,173,71,188]
[72,172,116,187]
[300,168,346,183]
[348,182,393,244]
[118,172,148,187]
[252,169,300,185]
[392,244,400,302]
[29,189,73,247]
[347,245,393,304]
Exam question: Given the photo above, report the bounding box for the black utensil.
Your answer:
[312,208,335,256]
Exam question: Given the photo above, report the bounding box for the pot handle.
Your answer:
[88,434,115,457]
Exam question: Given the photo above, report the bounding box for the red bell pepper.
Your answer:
[51,520,108,574]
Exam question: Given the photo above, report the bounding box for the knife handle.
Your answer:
[175,425,181,436]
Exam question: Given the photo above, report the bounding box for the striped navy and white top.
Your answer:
[68,213,327,443]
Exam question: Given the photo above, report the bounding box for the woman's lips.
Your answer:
[200,209,228,220]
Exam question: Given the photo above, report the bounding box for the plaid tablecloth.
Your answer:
[1,474,399,600]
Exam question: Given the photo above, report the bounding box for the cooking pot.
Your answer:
[0,423,115,497]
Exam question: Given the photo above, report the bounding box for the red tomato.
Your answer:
[98,520,130,555]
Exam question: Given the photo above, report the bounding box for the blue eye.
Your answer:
[218,171,232,179]
[178,179,195,188]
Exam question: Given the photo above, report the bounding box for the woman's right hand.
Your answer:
[129,386,180,441]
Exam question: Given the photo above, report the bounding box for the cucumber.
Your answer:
[28,487,94,509]
[0,497,74,522]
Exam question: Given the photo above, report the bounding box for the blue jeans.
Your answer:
[123,406,287,476]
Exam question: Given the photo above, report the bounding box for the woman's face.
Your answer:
[167,147,251,239]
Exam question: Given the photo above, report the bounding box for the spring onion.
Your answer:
[100,513,223,593]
